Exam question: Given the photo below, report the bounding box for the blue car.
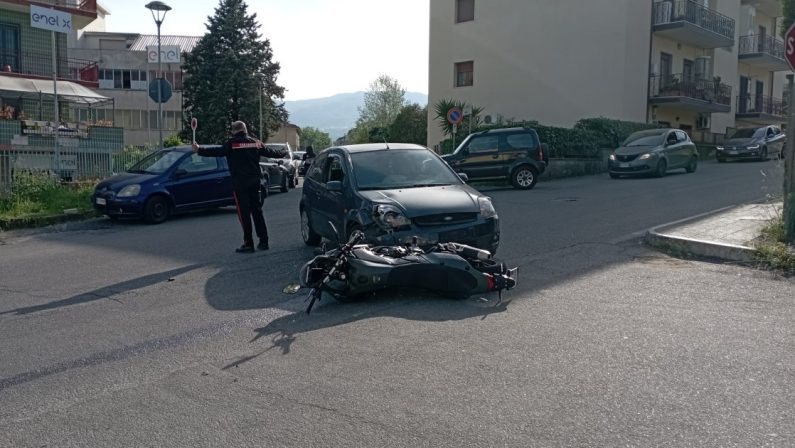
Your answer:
[92,145,238,223]
[300,143,500,253]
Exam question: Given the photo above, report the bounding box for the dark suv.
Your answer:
[441,127,548,189]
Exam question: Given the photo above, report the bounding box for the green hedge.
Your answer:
[438,117,656,159]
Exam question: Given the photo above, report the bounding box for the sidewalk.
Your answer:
[645,202,783,263]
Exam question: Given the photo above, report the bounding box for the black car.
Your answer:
[716,126,786,162]
[442,127,548,190]
[300,143,500,253]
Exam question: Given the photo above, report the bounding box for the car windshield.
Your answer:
[127,150,183,175]
[624,130,666,147]
[729,128,765,139]
[351,149,463,190]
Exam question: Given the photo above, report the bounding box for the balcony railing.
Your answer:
[650,73,732,106]
[737,94,786,116]
[653,0,735,42]
[739,34,785,59]
[0,50,98,84]
[27,0,97,14]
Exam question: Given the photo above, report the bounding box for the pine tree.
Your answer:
[182,0,288,143]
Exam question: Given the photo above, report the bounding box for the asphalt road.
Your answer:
[1,159,793,447]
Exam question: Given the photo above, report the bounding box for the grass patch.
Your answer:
[755,216,795,273]
[0,172,95,221]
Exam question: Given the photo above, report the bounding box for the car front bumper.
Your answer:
[716,148,762,160]
[364,217,500,254]
[92,193,144,217]
[608,158,656,175]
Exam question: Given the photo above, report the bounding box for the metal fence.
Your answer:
[652,0,735,41]
[739,34,785,59]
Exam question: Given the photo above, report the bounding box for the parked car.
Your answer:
[298,150,315,176]
[608,128,698,178]
[263,143,298,188]
[300,143,500,253]
[259,159,292,194]
[293,150,306,176]
[716,126,785,162]
[441,127,548,190]
[92,146,236,223]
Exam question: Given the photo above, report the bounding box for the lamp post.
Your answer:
[145,1,171,150]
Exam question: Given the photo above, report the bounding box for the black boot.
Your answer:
[235,244,255,253]
[257,240,269,250]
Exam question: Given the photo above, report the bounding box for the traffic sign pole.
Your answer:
[784,25,795,242]
[191,117,197,144]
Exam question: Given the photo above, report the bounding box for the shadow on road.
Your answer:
[0,264,202,316]
[221,294,512,369]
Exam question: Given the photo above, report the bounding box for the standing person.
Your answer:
[192,121,286,253]
[303,145,315,160]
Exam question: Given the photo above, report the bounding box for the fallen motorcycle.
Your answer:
[299,230,517,314]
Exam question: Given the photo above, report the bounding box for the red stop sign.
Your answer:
[786,24,795,71]
[190,117,198,131]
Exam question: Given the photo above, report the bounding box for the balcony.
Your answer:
[0,49,98,88]
[653,0,735,49]
[649,73,732,113]
[0,0,98,28]
[738,35,789,71]
[736,94,787,124]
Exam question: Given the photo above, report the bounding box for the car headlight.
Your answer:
[609,154,616,161]
[479,197,497,218]
[373,204,412,229]
[747,145,760,150]
[639,153,653,160]
[117,184,141,198]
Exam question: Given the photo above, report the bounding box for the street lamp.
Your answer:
[145,0,172,149]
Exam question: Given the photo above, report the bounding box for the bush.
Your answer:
[574,117,657,148]
[0,172,94,219]
[113,145,156,173]
[164,134,185,148]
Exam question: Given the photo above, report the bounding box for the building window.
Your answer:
[456,0,474,23]
[0,23,20,72]
[455,61,473,87]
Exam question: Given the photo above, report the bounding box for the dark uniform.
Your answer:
[195,131,285,252]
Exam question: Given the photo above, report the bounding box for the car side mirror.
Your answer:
[173,169,188,178]
[326,180,343,192]
[457,173,469,183]
[277,160,284,165]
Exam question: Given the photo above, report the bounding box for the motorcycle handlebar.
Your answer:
[347,230,365,246]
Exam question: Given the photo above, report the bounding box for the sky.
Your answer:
[99,0,429,101]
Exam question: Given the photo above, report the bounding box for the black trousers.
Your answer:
[233,184,267,246]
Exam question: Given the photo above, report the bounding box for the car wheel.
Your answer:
[685,156,698,173]
[609,173,620,179]
[143,195,169,224]
[301,208,321,246]
[510,165,538,190]
[280,175,289,193]
[654,159,667,178]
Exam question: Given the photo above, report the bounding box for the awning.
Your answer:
[0,76,112,105]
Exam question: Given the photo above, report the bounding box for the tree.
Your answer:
[300,126,331,150]
[359,75,406,128]
[388,104,427,145]
[182,0,288,144]
[432,98,483,137]
[783,0,795,37]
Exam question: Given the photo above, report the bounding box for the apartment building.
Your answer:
[67,7,200,147]
[428,0,787,149]
[0,0,124,185]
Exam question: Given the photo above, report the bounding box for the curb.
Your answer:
[0,211,100,231]
[643,204,758,263]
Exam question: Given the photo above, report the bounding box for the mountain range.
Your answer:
[284,91,428,140]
